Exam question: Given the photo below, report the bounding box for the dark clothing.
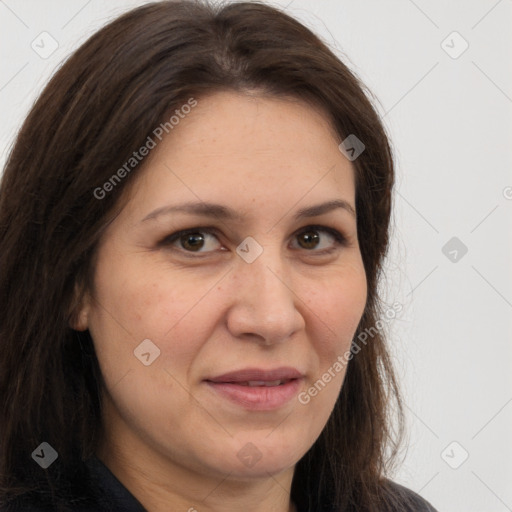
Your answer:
[2,456,438,511]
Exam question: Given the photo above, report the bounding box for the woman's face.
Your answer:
[78,91,367,483]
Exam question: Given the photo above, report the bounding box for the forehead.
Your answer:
[122,91,356,221]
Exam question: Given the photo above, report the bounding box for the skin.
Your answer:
[74,91,368,512]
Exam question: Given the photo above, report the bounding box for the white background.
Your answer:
[1,1,511,511]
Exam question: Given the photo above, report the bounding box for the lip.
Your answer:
[206,366,303,383]
[205,378,303,411]
[204,367,304,411]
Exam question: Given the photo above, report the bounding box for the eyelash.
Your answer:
[158,225,348,257]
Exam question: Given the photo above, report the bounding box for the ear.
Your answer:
[70,301,90,331]
[68,283,91,332]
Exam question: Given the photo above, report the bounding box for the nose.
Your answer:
[225,244,305,345]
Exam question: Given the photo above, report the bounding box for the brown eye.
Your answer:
[291,226,347,253]
[160,229,222,254]
[297,230,320,250]
[180,232,206,251]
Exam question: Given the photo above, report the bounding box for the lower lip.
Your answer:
[205,378,303,411]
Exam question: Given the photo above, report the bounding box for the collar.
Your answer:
[85,456,147,511]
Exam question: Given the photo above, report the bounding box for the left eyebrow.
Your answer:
[141,199,356,223]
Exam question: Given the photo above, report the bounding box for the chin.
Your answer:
[220,435,305,478]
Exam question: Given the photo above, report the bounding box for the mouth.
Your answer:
[229,379,294,387]
[204,368,304,410]
[206,366,303,384]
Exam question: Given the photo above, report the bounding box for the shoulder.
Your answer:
[380,479,439,512]
[0,498,101,512]
[0,457,119,512]
[0,496,110,512]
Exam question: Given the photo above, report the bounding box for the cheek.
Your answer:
[293,274,366,440]
[308,264,367,354]
[298,268,366,417]
[88,252,219,373]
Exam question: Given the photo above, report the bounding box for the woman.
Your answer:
[0,1,438,511]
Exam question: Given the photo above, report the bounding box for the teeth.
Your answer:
[238,380,285,387]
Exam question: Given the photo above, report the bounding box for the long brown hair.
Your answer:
[0,1,407,510]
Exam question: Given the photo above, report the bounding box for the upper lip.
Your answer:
[206,366,303,383]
